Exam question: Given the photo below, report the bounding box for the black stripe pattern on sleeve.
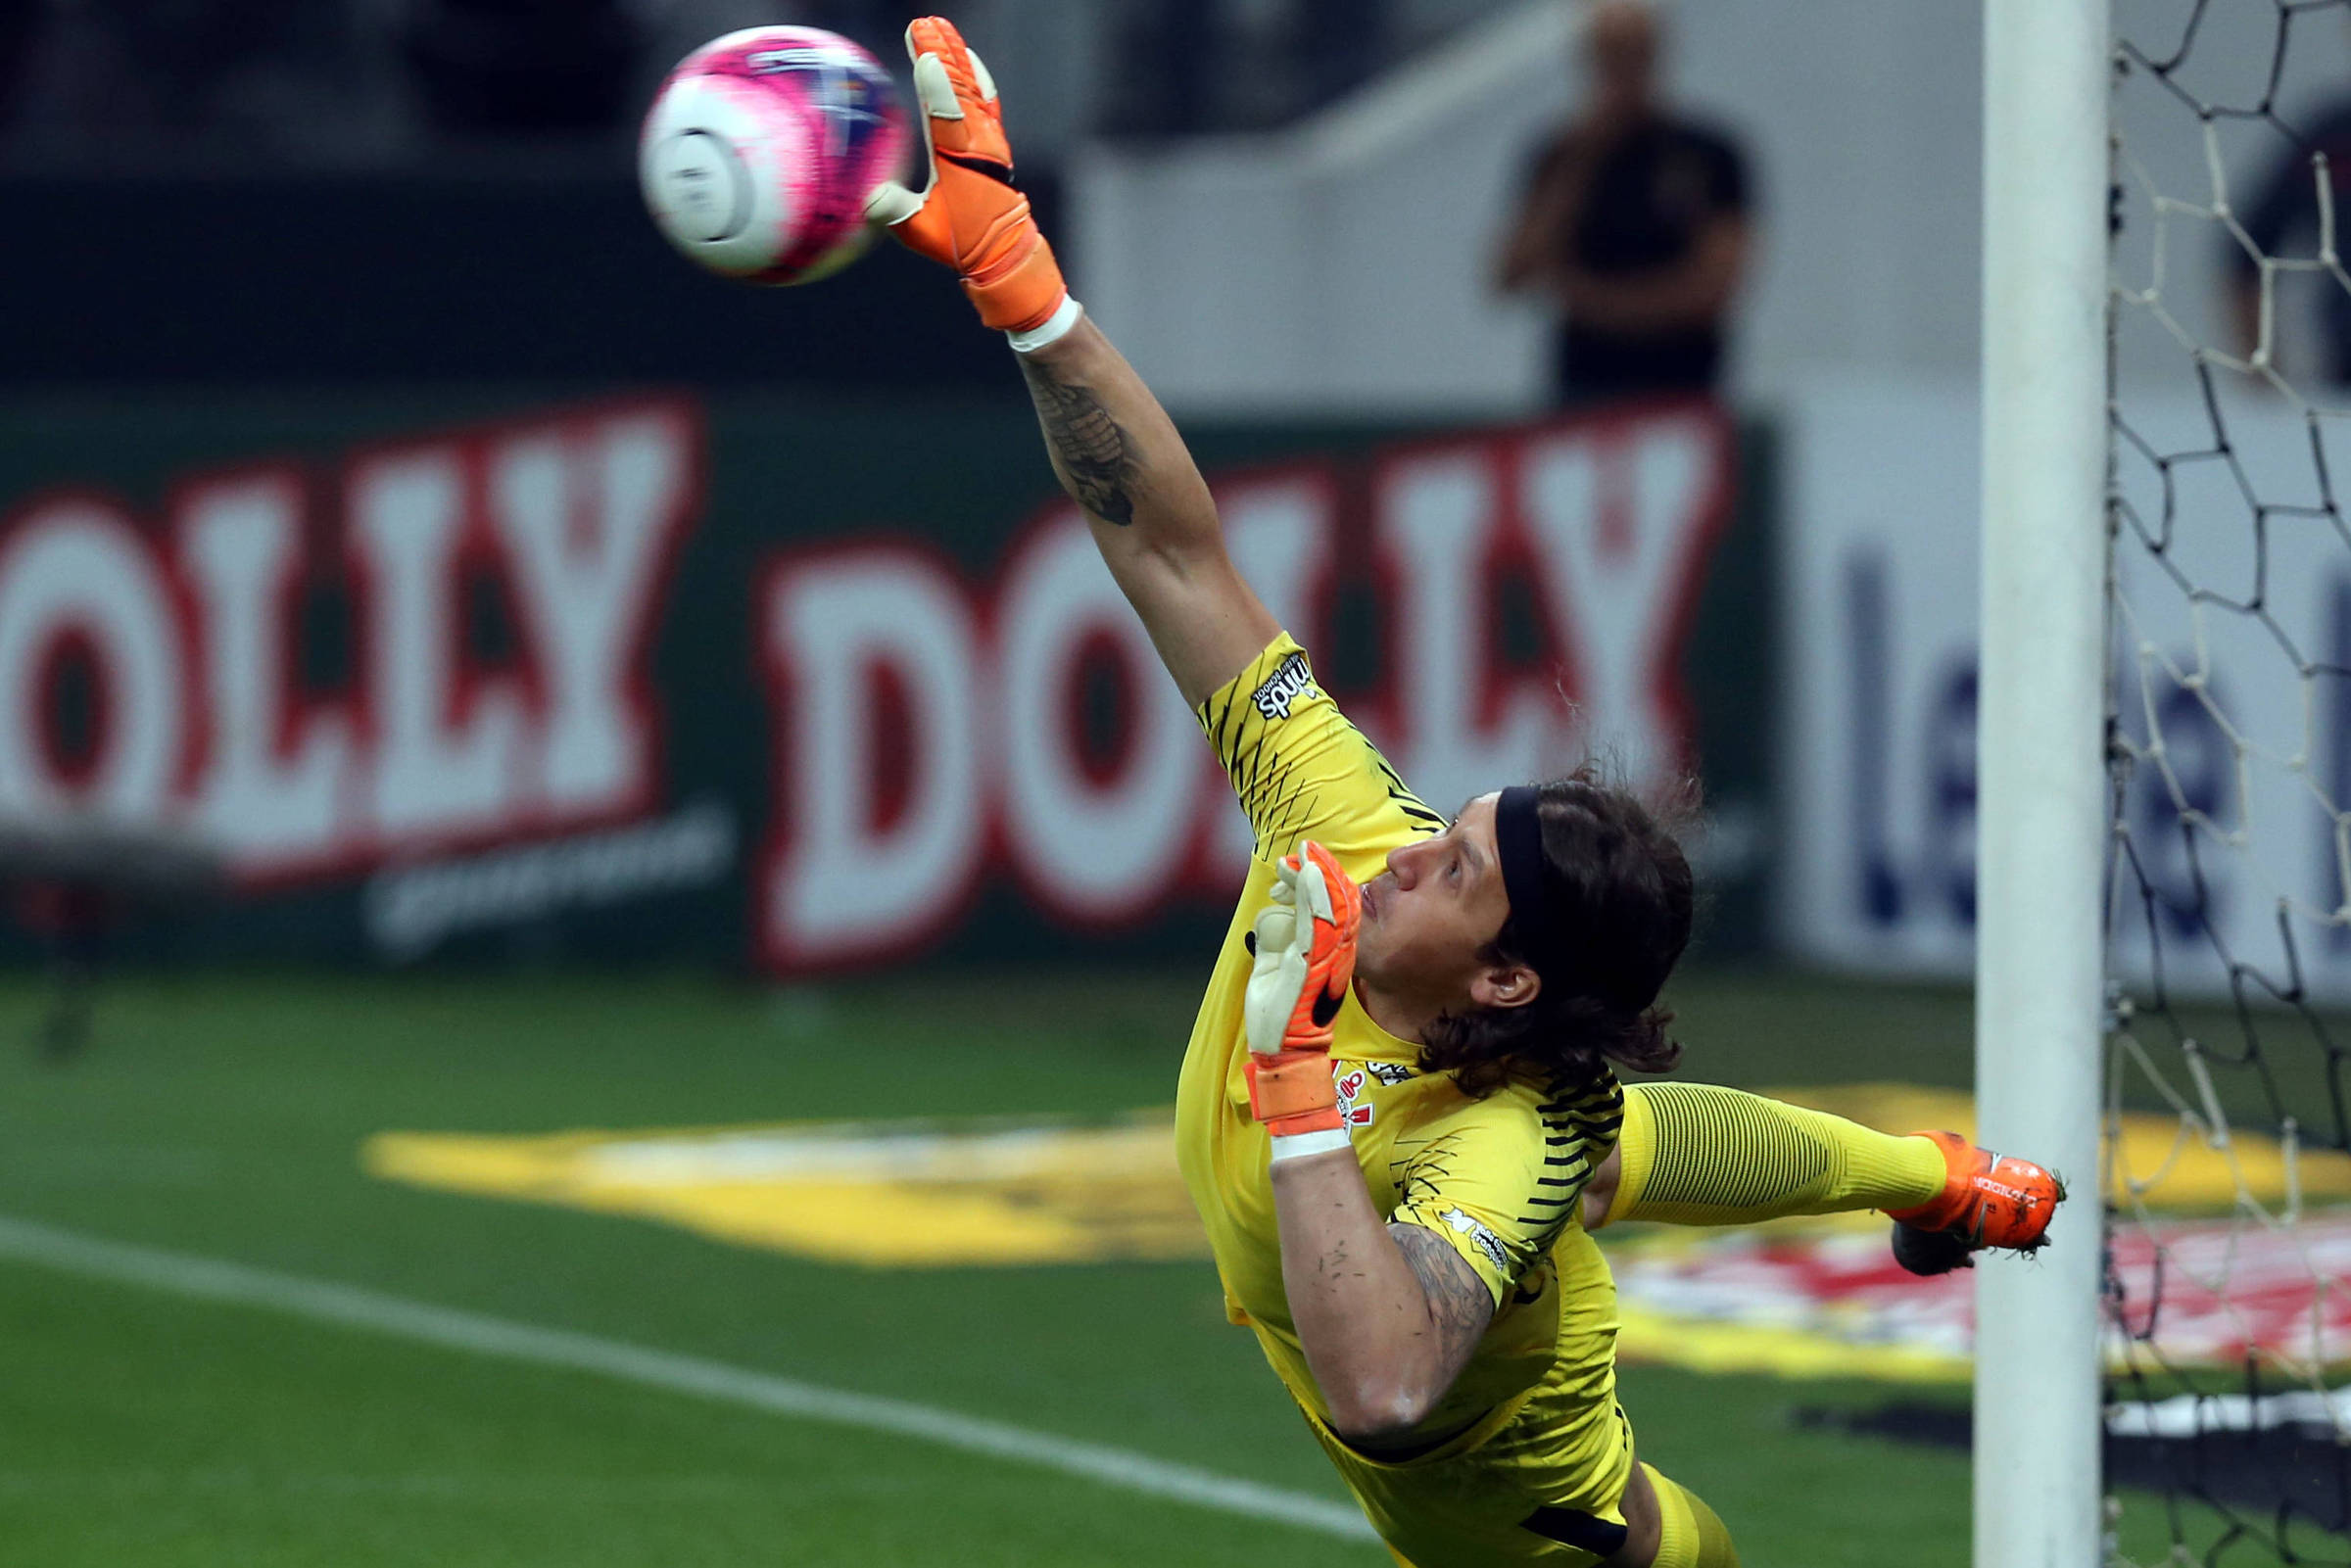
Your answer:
[1635,1083,1834,1212]
[1196,659,1444,862]
[1394,1130,1467,1211]
[1516,1076,1625,1247]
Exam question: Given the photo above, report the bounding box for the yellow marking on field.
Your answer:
[363,1112,1205,1267]
[362,1085,2345,1279]
[1613,1296,1971,1384]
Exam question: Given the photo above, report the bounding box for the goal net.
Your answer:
[2105,2,2351,1561]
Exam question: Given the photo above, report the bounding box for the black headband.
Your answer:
[1494,784,1564,979]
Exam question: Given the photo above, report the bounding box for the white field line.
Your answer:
[0,1214,1376,1543]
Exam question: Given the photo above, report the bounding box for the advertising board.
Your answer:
[1784,374,2351,998]
[0,393,1765,972]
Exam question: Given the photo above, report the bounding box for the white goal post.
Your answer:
[1976,4,2110,1567]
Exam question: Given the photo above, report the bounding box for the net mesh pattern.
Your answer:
[2108,3,2351,1560]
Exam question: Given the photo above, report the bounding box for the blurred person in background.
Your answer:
[1495,0,1751,405]
[2227,106,2351,385]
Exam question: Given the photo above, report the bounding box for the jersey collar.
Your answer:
[1338,980,1424,1066]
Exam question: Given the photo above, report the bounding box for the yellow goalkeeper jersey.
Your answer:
[1176,636,1628,1455]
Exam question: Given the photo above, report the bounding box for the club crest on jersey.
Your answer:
[1366,1062,1414,1086]
[1250,652,1318,720]
[1330,1064,1374,1128]
[1441,1207,1511,1274]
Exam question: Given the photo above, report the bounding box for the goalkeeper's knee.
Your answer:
[1646,1464,1739,1568]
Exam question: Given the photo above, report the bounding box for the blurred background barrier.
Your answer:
[0,391,1775,973]
[3,0,2333,989]
[0,171,1027,388]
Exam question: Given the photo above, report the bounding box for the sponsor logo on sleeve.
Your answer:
[1331,1064,1374,1128]
[1440,1206,1512,1275]
[1250,652,1319,721]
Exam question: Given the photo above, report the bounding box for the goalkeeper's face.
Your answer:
[1355,793,1530,1013]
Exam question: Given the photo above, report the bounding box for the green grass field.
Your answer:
[0,967,2269,1566]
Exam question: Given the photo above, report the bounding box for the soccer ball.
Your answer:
[639,26,909,288]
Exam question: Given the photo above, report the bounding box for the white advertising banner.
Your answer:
[1785,373,2351,1000]
[753,404,1737,972]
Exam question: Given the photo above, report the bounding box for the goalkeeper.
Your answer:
[870,21,2059,1566]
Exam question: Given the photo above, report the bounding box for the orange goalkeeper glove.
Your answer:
[864,17,1077,347]
[1243,841,1363,1147]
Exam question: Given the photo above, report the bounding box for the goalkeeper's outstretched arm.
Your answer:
[866,16,1276,705]
[1014,322,1279,704]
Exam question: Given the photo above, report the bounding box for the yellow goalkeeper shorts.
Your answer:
[1302,1362,1639,1568]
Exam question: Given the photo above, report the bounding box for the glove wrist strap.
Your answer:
[1246,1050,1341,1130]
[1270,1126,1354,1163]
[968,234,1072,334]
[1006,293,1082,353]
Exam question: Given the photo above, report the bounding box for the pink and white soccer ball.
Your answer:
[639,26,909,287]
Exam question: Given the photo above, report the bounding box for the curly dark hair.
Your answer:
[1415,769,1696,1098]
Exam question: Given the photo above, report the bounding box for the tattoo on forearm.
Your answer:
[1389,1223,1495,1376]
[1018,356,1137,525]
